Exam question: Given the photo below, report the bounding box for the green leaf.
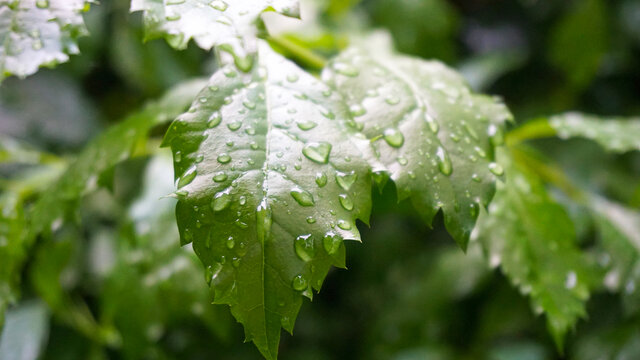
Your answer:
[548,0,608,89]
[549,113,640,153]
[130,0,300,57]
[590,196,640,315]
[323,34,512,248]
[163,42,372,359]
[474,150,595,350]
[29,78,207,238]
[0,300,49,360]
[0,0,92,82]
[0,193,25,329]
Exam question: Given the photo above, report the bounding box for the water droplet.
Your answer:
[209,0,228,10]
[425,113,439,134]
[473,146,487,158]
[174,151,182,163]
[488,124,504,146]
[166,13,181,21]
[488,162,504,176]
[286,73,299,83]
[323,232,342,255]
[339,194,354,211]
[313,173,327,188]
[294,234,315,262]
[243,101,256,110]
[397,156,408,166]
[565,271,577,289]
[232,257,241,268]
[435,147,453,176]
[302,142,332,164]
[337,220,351,230]
[205,263,222,285]
[36,0,49,8]
[290,188,314,207]
[227,121,242,131]
[31,39,43,50]
[471,173,481,182]
[177,166,197,188]
[385,96,400,105]
[217,153,231,164]
[292,274,308,291]
[239,196,247,205]
[226,236,235,249]
[349,104,366,117]
[256,199,272,244]
[383,128,404,148]
[212,171,227,182]
[212,191,231,211]
[297,120,317,131]
[306,216,316,224]
[332,62,359,77]
[336,171,357,191]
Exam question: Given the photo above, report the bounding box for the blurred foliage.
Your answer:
[0,0,639,359]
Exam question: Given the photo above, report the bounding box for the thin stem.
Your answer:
[505,118,557,146]
[267,35,327,70]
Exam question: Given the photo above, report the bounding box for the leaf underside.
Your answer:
[323,36,512,248]
[163,42,372,360]
[0,0,91,82]
[130,0,299,56]
[474,150,594,350]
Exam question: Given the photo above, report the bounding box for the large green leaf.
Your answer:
[550,113,640,153]
[474,150,596,350]
[130,0,299,57]
[0,0,92,82]
[163,42,372,359]
[323,35,511,248]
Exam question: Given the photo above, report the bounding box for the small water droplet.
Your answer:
[297,120,317,131]
[166,13,181,21]
[226,236,235,249]
[290,188,314,206]
[294,234,315,262]
[349,104,366,117]
[292,274,308,291]
[383,128,404,148]
[306,216,316,224]
[177,166,197,188]
[385,96,400,105]
[315,172,327,187]
[227,121,241,131]
[212,191,232,212]
[302,142,332,164]
[174,151,182,163]
[256,199,272,244]
[217,153,231,164]
[323,232,342,255]
[339,194,354,211]
[209,0,228,10]
[488,162,504,176]
[488,124,504,146]
[36,0,49,8]
[435,147,453,176]
[243,101,256,110]
[205,263,222,285]
[332,62,359,77]
[286,73,299,83]
[336,171,357,191]
[397,156,408,166]
[232,257,241,268]
[337,220,351,230]
[565,271,577,289]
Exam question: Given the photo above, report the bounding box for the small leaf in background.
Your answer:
[323,33,511,248]
[0,300,49,360]
[130,0,299,57]
[0,0,93,83]
[550,113,640,153]
[474,150,598,350]
[163,41,373,359]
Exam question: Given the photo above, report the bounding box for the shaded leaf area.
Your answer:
[0,135,58,165]
[590,196,640,316]
[0,79,205,328]
[474,149,599,350]
[323,34,511,248]
[163,41,372,360]
[550,113,640,153]
[131,0,299,57]
[0,0,92,82]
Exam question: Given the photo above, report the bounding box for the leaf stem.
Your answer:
[505,118,557,146]
[267,35,327,70]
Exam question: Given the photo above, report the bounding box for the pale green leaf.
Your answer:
[0,0,92,82]
[323,34,512,248]
[130,0,299,57]
[163,42,372,359]
[550,112,640,153]
[474,150,595,350]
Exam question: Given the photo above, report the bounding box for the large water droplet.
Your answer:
[336,171,357,191]
[323,232,342,255]
[339,194,354,211]
[383,128,404,148]
[177,166,197,188]
[292,274,308,291]
[213,171,228,182]
[488,162,504,176]
[302,142,332,164]
[290,188,314,206]
[212,191,231,212]
[294,234,315,262]
[435,147,453,176]
[217,153,231,164]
